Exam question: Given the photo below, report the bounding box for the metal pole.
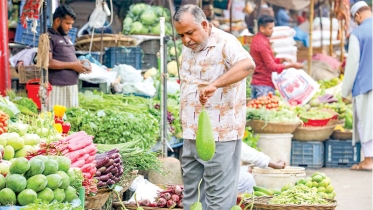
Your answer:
[308,0,315,75]
[40,0,48,111]
[0,0,10,95]
[329,0,334,56]
[160,17,168,157]
[229,0,233,33]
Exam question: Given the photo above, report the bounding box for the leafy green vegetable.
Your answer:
[246,107,301,125]
[0,96,20,121]
[299,111,332,120]
[21,199,84,210]
[13,97,38,113]
[243,127,259,150]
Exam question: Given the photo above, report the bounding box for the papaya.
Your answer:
[196,107,215,161]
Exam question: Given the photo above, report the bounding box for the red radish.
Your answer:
[157,198,167,207]
[167,200,176,208]
[163,192,171,200]
[148,202,157,207]
[67,137,92,151]
[174,185,182,195]
[171,194,180,202]
[177,199,183,207]
[141,199,150,206]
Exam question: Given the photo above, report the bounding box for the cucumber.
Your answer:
[253,186,273,196]
[271,189,281,195]
[254,191,267,197]
[196,108,215,161]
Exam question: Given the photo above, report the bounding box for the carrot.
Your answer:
[81,164,92,173]
[65,148,87,162]
[85,144,97,155]
[67,137,93,152]
[61,131,86,143]
[71,159,85,168]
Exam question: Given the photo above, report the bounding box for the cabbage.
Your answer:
[140,10,158,26]
[130,3,148,16]
[140,26,150,34]
[123,16,133,27]
[130,21,145,34]
[165,22,172,35]
[151,23,160,35]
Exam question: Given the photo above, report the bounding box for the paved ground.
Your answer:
[306,168,372,210]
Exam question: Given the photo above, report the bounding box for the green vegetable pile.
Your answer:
[65,92,159,149]
[20,199,83,210]
[269,185,330,205]
[246,107,301,125]
[299,111,332,120]
[122,3,172,35]
[12,98,38,114]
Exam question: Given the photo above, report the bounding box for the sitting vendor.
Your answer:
[238,143,286,194]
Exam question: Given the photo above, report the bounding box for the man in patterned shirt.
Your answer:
[174,5,256,209]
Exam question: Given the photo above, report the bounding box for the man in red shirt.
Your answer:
[250,15,303,99]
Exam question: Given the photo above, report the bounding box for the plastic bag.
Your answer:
[128,177,161,203]
[78,63,117,87]
[272,68,319,106]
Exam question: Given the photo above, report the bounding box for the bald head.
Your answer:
[174,4,207,24]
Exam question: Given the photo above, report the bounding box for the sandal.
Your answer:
[350,162,372,171]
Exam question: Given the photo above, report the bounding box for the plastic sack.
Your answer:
[121,77,156,97]
[270,26,296,39]
[272,68,319,106]
[112,64,143,84]
[128,176,161,203]
[270,37,296,48]
[273,46,297,56]
[78,63,117,87]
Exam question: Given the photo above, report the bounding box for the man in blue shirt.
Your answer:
[276,7,292,26]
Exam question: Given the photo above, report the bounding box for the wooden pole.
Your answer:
[229,0,233,33]
[308,0,315,75]
[329,0,334,56]
[340,19,345,62]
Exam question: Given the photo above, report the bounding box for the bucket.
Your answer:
[257,133,293,164]
[252,166,306,190]
[26,79,52,109]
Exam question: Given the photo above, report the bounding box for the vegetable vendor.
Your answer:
[250,15,303,99]
[342,1,372,171]
[202,2,220,28]
[174,4,256,209]
[238,143,286,194]
[48,5,92,111]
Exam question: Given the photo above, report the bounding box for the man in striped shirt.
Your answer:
[48,5,91,110]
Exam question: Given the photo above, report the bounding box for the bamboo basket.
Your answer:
[331,130,353,140]
[246,120,300,134]
[75,34,137,51]
[243,196,338,210]
[292,125,336,141]
[85,188,112,209]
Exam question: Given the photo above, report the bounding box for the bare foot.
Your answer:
[350,158,372,171]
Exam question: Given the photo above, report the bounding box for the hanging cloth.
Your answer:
[20,0,43,30]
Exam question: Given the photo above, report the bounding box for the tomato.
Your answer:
[268,92,273,98]
[257,104,262,108]
[248,105,253,108]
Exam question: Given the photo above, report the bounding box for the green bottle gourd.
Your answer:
[191,179,203,210]
[196,107,216,161]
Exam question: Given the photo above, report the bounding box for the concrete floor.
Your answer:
[306,168,372,210]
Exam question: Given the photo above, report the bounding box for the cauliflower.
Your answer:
[169,47,177,57]
[144,67,157,79]
[167,60,178,77]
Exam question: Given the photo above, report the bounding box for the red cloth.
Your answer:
[20,0,42,28]
[250,32,285,88]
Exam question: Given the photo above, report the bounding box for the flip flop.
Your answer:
[350,162,372,171]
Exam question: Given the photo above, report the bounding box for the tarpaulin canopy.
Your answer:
[265,0,322,10]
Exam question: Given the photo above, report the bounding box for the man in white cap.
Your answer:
[342,1,372,171]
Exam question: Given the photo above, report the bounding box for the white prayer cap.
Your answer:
[351,1,369,17]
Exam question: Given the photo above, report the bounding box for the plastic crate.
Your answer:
[76,51,104,64]
[142,53,158,70]
[104,47,142,69]
[78,80,110,94]
[325,139,361,168]
[15,21,77,47]
[291,140,324,169]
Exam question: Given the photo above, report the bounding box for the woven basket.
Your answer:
[292,125,335,141]
[75,34,137,51]
[85,188,112,209]
[246,120,300,134]
[18,65,40,83]
[120,205,183,210]
[331,130,353,140]
[243,196,338,210]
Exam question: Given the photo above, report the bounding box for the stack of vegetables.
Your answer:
[0,111,9,135]
[246,92,280,110]
[298,111,333,127]
[166,40,183,77]
[0,156,83,206]
[95,149,124,187]
[53,105,71,135]
[246,107,301,124]
[292,172,336,200]
[33,131,98,195]
[317,77,341,89]
[130,185,184,208]
[122,3,172,35]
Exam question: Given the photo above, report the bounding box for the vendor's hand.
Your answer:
[247,167,253,174]
[342,97,351,104]
[292,62,304,69]
[268,160,286,169]
[281,58,292,63]
[73,60,91,74]
[199,84,217,106]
